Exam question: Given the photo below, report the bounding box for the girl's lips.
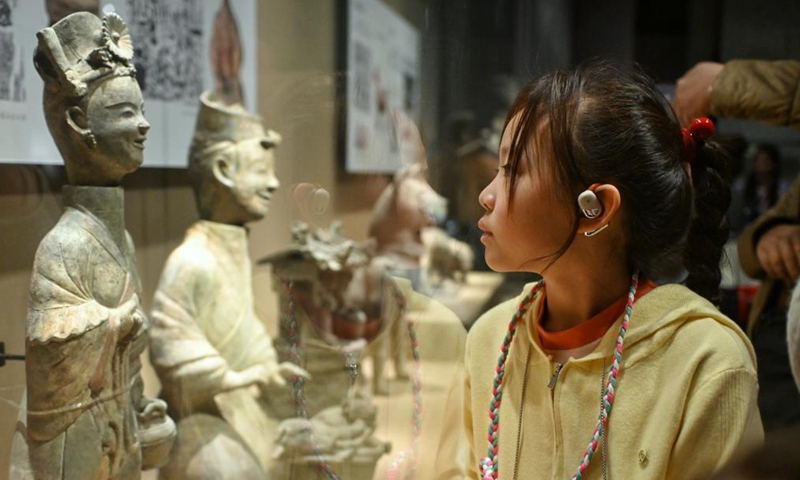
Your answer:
[478,220,493,244]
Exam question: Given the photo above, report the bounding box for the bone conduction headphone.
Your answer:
[578,189,602,218]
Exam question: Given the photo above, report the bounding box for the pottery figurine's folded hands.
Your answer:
[111,294,145,341]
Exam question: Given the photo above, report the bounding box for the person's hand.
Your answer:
[756,224,800,283]
[672,62,724,127]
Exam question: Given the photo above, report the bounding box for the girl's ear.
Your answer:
[577,183,621,236]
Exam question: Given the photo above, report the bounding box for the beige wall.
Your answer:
[0,0,438,477]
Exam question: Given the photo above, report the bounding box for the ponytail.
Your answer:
[683,135,732,306]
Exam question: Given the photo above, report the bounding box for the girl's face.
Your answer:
[477,114,574,273]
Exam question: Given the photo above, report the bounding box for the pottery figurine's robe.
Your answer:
[149,220,282,477]
[13,186,153,480]
[149,220,278,415]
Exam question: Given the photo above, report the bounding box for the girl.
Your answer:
[466,61,763,479]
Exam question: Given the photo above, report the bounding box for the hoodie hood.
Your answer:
[465,281,763,480]
[522,283,756,369]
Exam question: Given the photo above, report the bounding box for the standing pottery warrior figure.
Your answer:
[9,12,174,480]
[148,92,307,479]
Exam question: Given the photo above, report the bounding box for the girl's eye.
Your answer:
[121,110,136,119]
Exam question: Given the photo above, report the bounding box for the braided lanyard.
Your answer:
[386,277,424,480]
[480,271,639,480]
[280,278,342,480]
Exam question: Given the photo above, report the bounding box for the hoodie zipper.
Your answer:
[548,361,565,478]
[547,362,564,388]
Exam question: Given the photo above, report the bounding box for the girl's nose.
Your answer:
[479,187,495,212]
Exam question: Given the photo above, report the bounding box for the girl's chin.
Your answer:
[484,256,510,273]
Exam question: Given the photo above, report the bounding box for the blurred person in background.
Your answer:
[673,59,800,129]
[674,59,800,434]
[735,144,790,228]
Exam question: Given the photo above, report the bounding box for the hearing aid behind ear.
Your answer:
[578,190,603,218]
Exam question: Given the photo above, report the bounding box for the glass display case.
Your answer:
[2,1,800,480]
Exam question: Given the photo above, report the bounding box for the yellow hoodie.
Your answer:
[462,284,763,479]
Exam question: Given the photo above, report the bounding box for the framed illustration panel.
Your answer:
[0,0,257,168]
[344,0,421,173]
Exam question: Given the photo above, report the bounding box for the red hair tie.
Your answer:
[681,117,715,163]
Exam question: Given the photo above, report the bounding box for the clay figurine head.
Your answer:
[34,12,148,186]
[188,91,281,226]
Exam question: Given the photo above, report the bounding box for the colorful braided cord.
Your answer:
[479,280,542,479]
[571,271,638,480]
[281,279,342,480]
[479,271,640,480]
[386,276,424,480]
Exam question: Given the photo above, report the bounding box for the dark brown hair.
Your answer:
[504,60,730,305]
